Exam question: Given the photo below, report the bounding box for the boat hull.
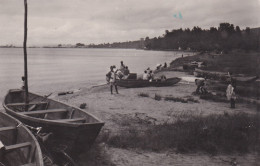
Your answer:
[3,89,104,155]
[0,112,43,166]
[116,77,181,88]
[194,68,258,83]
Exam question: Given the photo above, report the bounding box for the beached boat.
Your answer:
[0,111,43,166]
[194,68,258,83]
[3,89,104,154]
[116,77,181,88]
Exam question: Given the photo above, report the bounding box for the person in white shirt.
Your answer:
[120,61,126,73]
[143,70,148,80]
[226,82,236,108]
[107,66,119,94]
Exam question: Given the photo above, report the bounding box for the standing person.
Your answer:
[226,82,236,108]
[109,66,119,94]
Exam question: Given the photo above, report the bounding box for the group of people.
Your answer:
[142,68,154,81]
[156,62,167,70]
[106,61,130,94]
[117,61,130,79]
[107,61,236,109]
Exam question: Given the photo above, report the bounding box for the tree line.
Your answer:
[87,40,142,49]
[144,23,259,51]
[86,23,259,51]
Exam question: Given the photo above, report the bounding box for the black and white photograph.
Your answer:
[0,0,259,165]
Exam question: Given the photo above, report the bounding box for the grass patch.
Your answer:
[101,113,260,154]
[154,94,162,101]
[138,93,149,97]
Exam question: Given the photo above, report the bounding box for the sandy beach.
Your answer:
[54,70,259,166]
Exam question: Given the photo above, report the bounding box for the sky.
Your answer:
[0,0,260,46]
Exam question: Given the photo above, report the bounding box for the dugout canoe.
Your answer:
[3,89,104,154]
[0,111,43,166]
[116,77,181,88]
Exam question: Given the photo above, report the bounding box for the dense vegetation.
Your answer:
[144,23,259,51]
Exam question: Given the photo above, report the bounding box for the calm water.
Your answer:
[0,48,190,98]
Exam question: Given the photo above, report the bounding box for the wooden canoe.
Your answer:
[116,77,181,88]
[3,89,104,155]
[194,68,258,83]
[0,111,43,166]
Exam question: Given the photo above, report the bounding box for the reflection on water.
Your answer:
[0,48,191,98]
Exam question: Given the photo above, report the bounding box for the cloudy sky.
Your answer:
[0,0,259,46]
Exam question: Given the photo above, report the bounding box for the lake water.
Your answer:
[0,48,191,99]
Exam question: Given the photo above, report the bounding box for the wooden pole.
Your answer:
[23,0,29,109]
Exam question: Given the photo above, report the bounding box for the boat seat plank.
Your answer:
[5,142,31,151]
[51,118,86,123]
[0,126,16,132]
[20,109,67,115]
[6,102,48,107]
